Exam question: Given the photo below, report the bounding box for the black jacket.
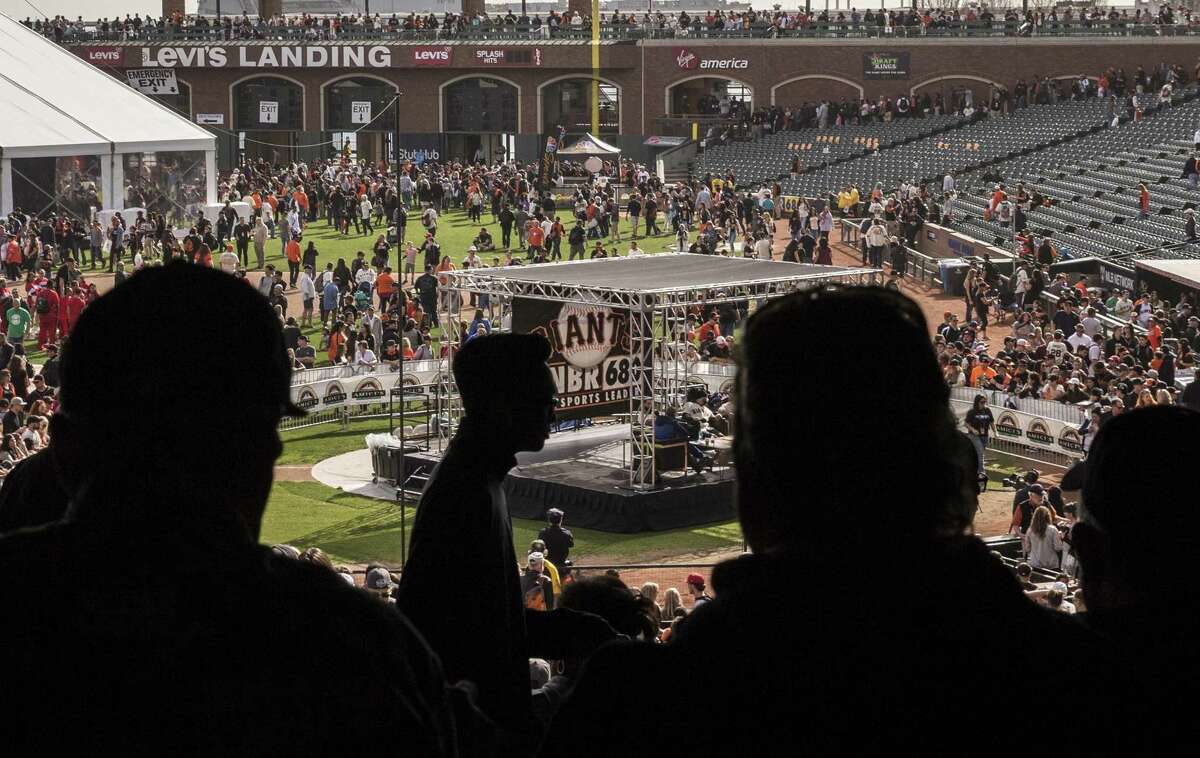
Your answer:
[398,421,582,742]
[541,538,1139,757]
[0,493,461,756]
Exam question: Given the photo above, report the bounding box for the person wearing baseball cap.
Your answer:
[685,573,711,606]
[0,263,462,755]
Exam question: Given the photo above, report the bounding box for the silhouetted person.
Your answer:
[540,288,1136,757]
[538,507,574,567]
[0,264,461,755]
[0,448,70,532]
[398,334,614,750]
[1072,405,1200,754]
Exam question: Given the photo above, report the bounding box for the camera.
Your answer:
[1002,471,1038,490]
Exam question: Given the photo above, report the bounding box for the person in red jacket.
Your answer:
[33,285,59,350]
[60,287,86,336]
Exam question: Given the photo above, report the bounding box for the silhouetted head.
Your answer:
[453,333,556,452]
[735,287,962,556]
[52,263,302,538]
[1073,405,1200,609]
[559,575,658,641]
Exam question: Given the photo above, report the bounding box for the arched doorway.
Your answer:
[909,76,1002,115]
[441,76,520,164]
[232,75,304,165]
[323,75,397,166]
[667,77,753,118]
[539,76,620,135]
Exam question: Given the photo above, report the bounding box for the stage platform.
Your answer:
[402,426,736,533]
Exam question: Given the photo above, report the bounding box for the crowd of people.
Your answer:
[29,5,1200,45]
[0,267,1194,755]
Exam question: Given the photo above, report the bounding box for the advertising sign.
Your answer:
[674,46,748,70]
[411,46,453,66]
[512,298,637,420]
[473,48,544,66]
[140,45,393,68]
[259,101,279,124]
[126,68,179,95]
[863,51,910,79]
[1098,260,1136,292]
[82,46,126,65]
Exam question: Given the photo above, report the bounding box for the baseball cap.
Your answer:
[686,573,706,588]
[527,551,545,567]
[366,566,395,590]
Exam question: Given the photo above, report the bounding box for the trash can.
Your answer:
[938,258,972,296]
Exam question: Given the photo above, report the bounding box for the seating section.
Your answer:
[948,92,1200,261]
[779,100,1115,198]
[695,115,962,186]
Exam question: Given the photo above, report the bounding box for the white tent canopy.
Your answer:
[0,13,217,216]
[558,133,622,156]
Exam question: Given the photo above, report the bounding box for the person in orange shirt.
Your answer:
[969,356,998,388]
[327,322,348,365]
[4,236,21,280]
[292,188,309,227]
[375,266,396,311]
[526,222,545,260]
[1147,318,1162,350]
[285,236,302,288]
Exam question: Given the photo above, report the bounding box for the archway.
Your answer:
[666,76,753,118]
[231,75,305,165]
[322,74,398,165]
[538,75,621,135]
[909,75,1003,115]
[440,75,521,164]
[771,75,864,106]
[149,79,192,119]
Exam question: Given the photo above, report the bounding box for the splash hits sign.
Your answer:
[513,298,637,420]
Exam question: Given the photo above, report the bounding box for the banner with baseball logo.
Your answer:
[949,398,1085,459]
[513,298,638,421]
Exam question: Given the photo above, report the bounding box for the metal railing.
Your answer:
[949,386,1089,425]
[290,359,443,387]
[39,18,1200,44]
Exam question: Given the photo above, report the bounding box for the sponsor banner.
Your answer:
[674,46,748,71]
[82,46,126,65]
[512,298,637,421]
[396,133,446,165]
[951,400,1084,459]
[472,48,544,67]
[411,45,453,66]
[196,113,224,125]
[1098,260,1136,292]
[351,101,372,125]
[140,45,393,68]
[540,125,566,189]
[259,101,279,125]
[644,135,688,147]
[126,68,179,95]
[289,371,432,410]
[863,51,910,79]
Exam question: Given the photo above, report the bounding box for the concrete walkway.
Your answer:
[310,449,396,499]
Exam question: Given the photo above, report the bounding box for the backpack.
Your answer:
[35,293,50,314]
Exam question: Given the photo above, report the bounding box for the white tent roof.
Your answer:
[0,14,215,159]
[558,133,621,156]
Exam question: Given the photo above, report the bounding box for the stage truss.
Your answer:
[439,254,881,488]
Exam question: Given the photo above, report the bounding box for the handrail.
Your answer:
[39,18,1200,44]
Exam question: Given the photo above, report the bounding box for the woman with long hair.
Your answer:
[7,356,29,401]
[1023,505,1063,570]
[640,582,663,627]
[662,587,684,619]
[1135,389,1157,408]
[963,268,979,322]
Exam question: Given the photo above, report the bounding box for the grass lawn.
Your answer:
[259,480,742,567]
[278,416,398,465]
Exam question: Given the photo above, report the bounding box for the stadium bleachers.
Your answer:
[948,92,1200,261]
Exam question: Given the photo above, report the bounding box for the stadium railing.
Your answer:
[43,19,1200,44]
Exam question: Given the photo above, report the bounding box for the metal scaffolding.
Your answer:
[440,254,881,487]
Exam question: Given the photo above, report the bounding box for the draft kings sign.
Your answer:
[512,298,638,420]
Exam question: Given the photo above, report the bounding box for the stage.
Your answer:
[402,423,736,533]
